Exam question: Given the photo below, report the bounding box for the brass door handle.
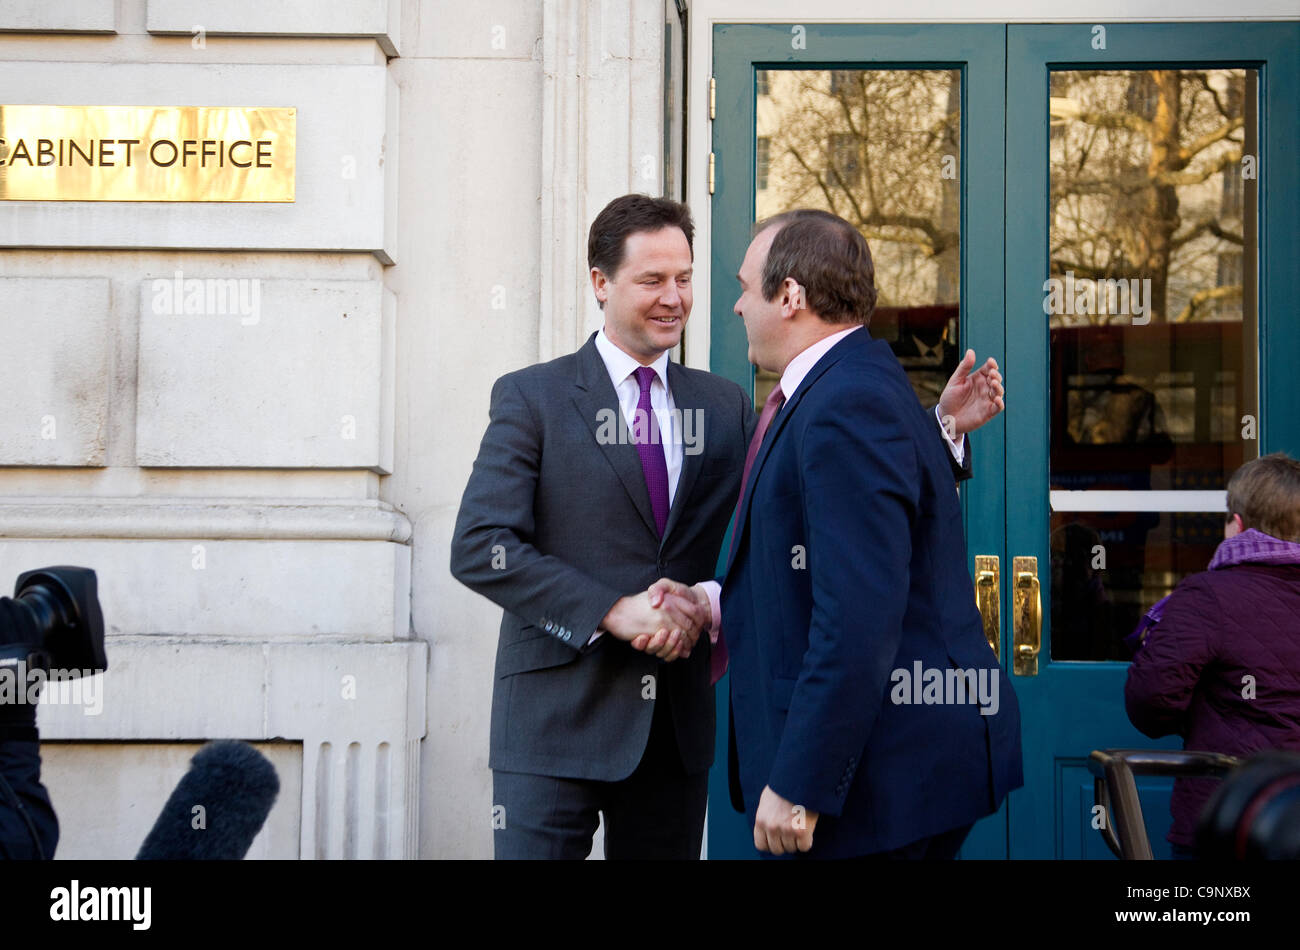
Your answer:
[974,555,1000,661]
[1013,555,1041,676]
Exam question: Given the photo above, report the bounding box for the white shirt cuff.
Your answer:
[700,580,722,643]
[935,404,966,466]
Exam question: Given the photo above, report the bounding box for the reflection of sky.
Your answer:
[0,105,294,201]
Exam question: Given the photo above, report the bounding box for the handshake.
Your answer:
[599,579,712,662]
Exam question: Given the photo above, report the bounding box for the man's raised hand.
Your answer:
[937,348,1005,438]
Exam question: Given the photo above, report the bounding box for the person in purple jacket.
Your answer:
[1125,452,1300,859]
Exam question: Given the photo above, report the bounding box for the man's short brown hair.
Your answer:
[1226,452,1300,542]
[756,209,878,325]
[587,194,694,280]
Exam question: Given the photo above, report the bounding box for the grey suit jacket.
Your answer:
[450,332,756,781]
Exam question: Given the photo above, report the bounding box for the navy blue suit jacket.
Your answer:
[720,328,1023,857]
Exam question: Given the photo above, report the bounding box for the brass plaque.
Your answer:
[0,105,295,201]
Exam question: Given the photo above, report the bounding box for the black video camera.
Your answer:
[1198,751,1300,860]
[0,566,105,859]
[0,566,107,687]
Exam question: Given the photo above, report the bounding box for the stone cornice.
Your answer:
[0,497,412,543]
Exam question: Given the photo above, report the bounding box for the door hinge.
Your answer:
[708,152,715,194]
[709,77,716,120]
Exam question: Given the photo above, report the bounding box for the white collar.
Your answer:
[779,324,861,400]
[594,327,670,392]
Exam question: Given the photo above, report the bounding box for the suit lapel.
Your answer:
[726,329,870,575]
[659,360,704,548]
[571,334,659,539]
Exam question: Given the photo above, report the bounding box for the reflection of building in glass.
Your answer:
[755,136,770,190]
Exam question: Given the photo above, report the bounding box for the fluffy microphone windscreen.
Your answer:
[136,740,280,860]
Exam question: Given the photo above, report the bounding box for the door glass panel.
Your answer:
[754,68,962,409]
[1046,68,1258,660]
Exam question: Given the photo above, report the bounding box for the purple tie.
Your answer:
[713,383,785,684]
[632,366,670,537]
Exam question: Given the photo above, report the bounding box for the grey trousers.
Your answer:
[491,689,709,860]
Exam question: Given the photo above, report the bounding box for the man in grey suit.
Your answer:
[451,194,1002,859]
[451,195,749,858]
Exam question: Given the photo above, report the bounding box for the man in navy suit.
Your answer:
[654,209,1022,858]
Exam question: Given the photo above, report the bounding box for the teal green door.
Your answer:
[1003,22,1299,859]
[708,21,1299,859]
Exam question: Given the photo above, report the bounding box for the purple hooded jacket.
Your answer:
[1124,529,1300,848]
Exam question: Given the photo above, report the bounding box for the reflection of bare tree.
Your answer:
[758,67,1247,326]
[761,69,960,309]
[1049,70,1247,324]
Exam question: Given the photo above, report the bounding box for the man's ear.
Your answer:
[590,267,609,308]
[781,278,804,318]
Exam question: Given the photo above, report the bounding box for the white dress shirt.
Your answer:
[589,329,684,645]
[594,327,683,502]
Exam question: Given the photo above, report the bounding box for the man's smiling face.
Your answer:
[592,226,693,365]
